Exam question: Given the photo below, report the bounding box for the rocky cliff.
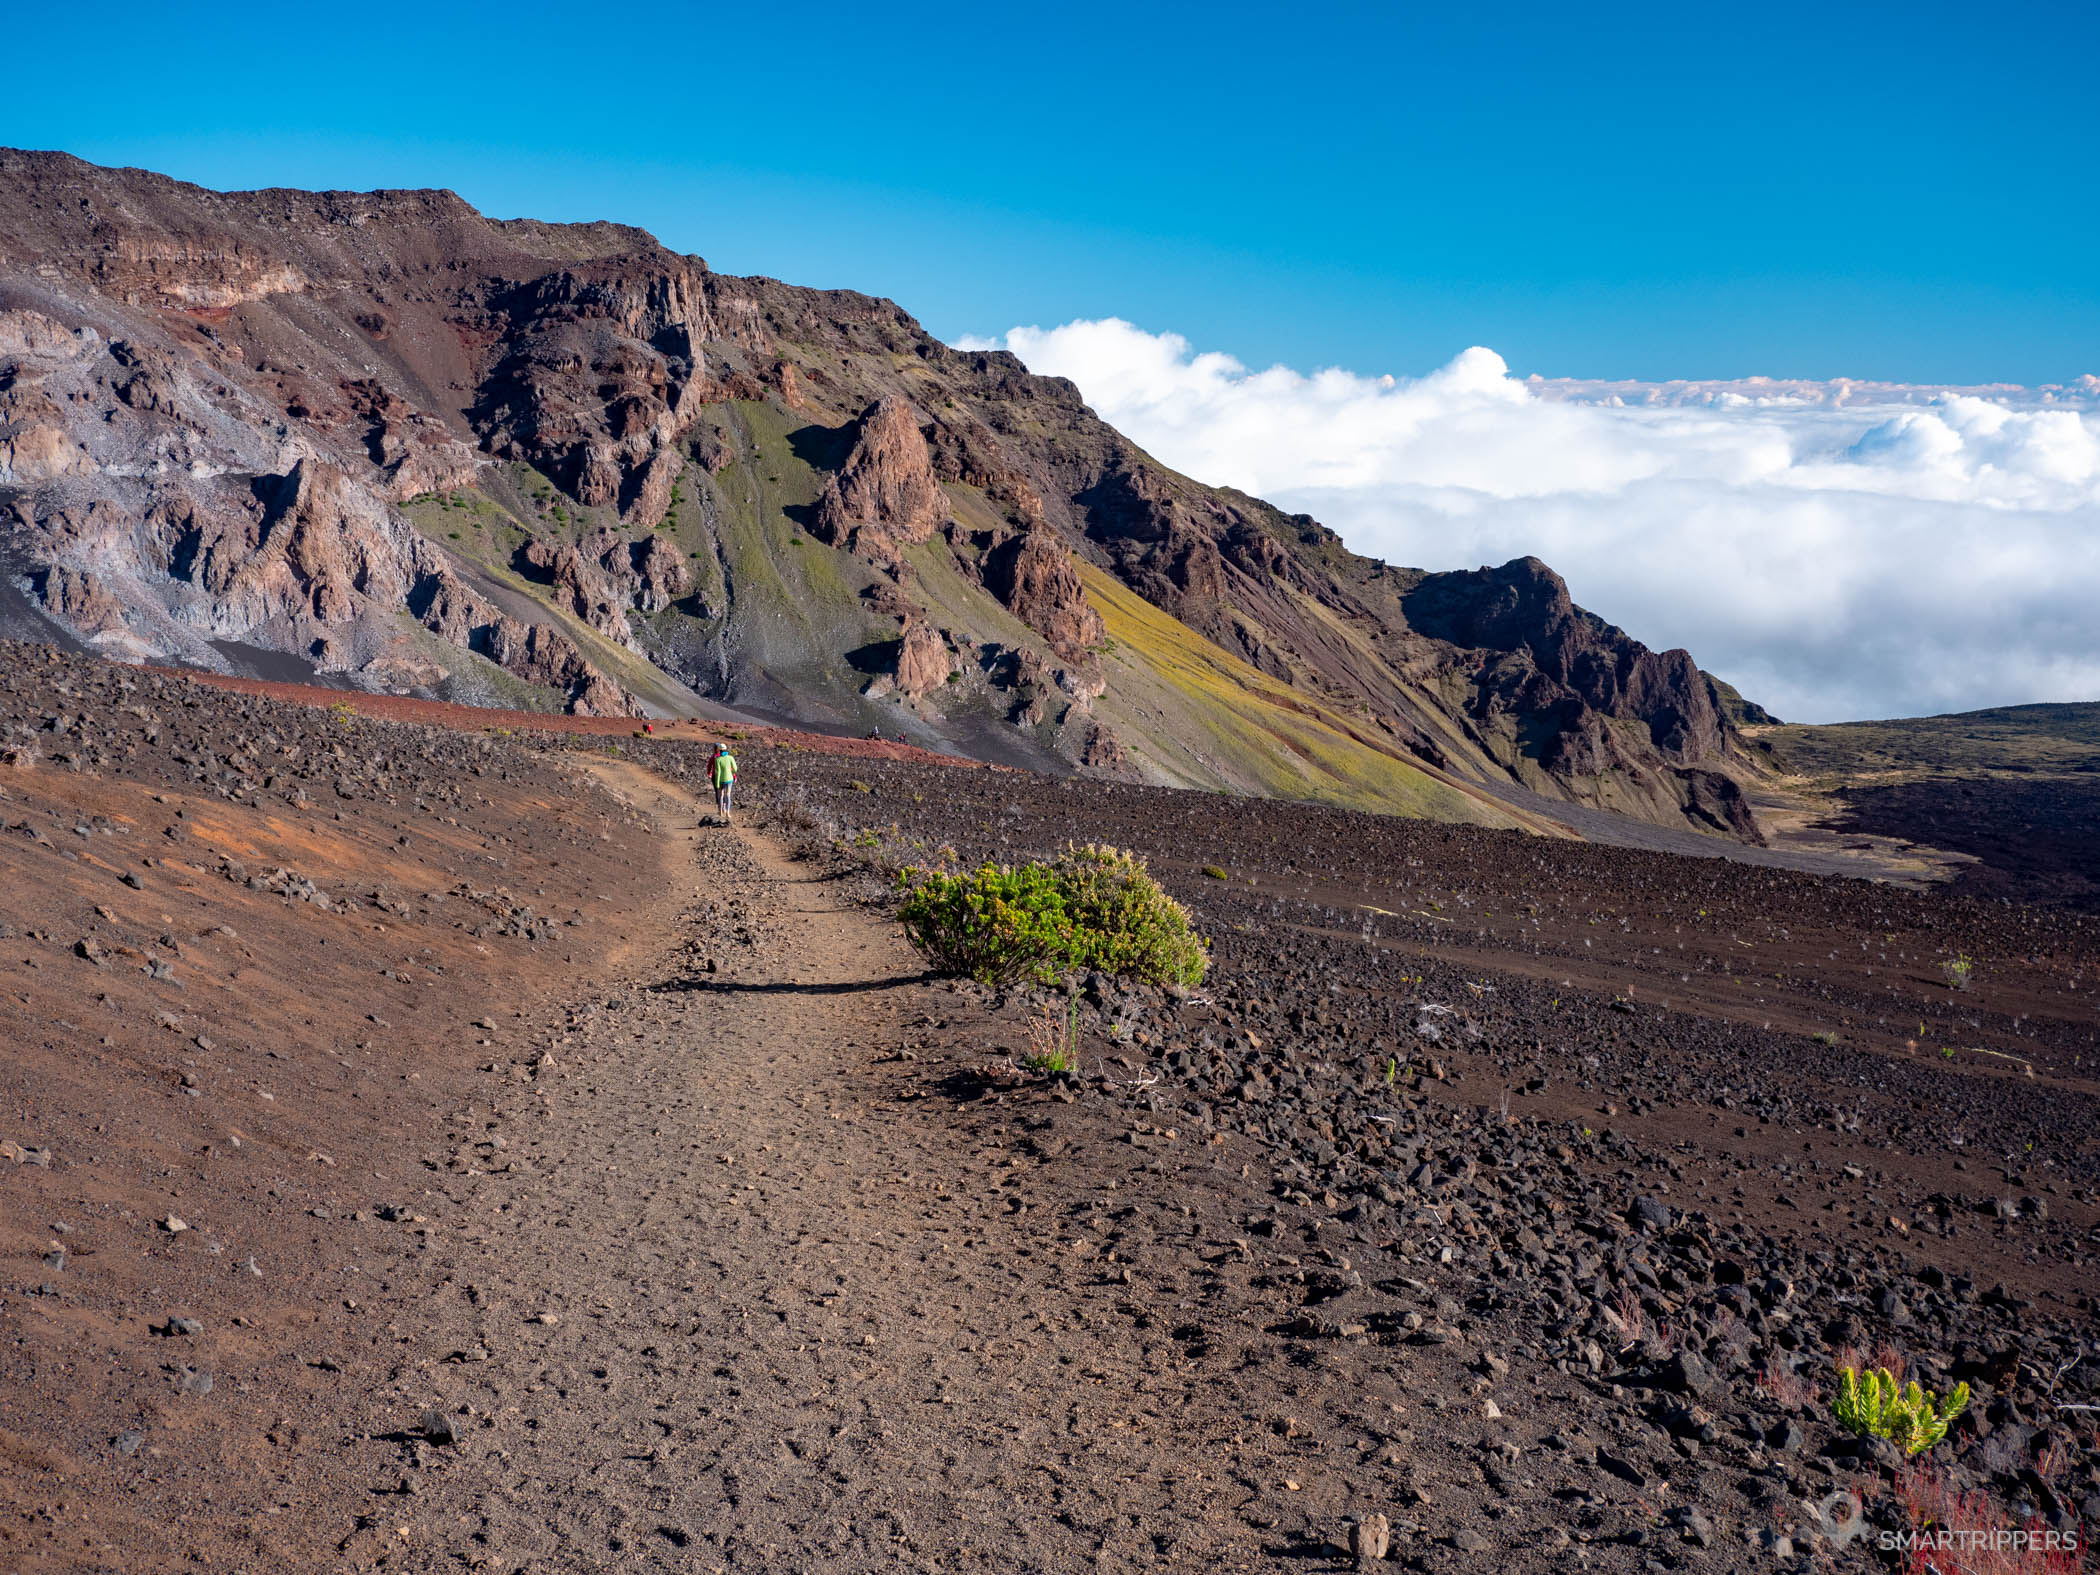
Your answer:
[0,149,1765,838]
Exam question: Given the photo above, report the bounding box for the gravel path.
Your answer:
[400,764,1273,1572]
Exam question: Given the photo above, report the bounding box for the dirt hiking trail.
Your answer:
[394,761,1295,1573]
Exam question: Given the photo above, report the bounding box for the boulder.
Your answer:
[894,621,952,698]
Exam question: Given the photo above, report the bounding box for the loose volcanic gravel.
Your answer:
[3,646,2097,1573]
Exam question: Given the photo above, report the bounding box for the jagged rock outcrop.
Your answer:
[340,378,481,500]
[235,459,420,626]
[519,534,634,646]
[0,423,90,483]
[469,265,713,527]
[811,397,949,565]
[0,280,638,714]
[983,644,1092,728]
[409,569,638,717]
[1079,723,1135,777]
[1401,556,1727,766]
[626,533,691,612]
[517,528,694,647]
[985,525,1105,664]
[34,564,125,636]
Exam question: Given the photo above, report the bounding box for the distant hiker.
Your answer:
[711,742,738,823]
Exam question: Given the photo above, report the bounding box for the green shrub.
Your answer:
[1831,1366,1968,1456]
[897,862,1076,986]
[896,843,1206,988]
[1051,844,1207,986]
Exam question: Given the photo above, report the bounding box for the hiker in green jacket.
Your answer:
[710,742,738,824]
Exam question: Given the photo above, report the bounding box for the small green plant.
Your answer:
[1202,865,1228,880]
[1831,1366,1968,1456]
[1941,954,1974,991]
[1022,996,1080,1074]
[1941,1046,1956,1059]
[1813,1030,1839,1046]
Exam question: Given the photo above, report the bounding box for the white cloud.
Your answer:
[967,318,2100,723]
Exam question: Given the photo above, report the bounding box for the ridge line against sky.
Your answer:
[959,320,2100,726]
[4,1,2093,721]
[3,0,2097,385]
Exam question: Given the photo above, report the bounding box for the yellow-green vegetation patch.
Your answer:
[897,844,1207,988]
[711,402,869,632]
[1080,565,1545,831]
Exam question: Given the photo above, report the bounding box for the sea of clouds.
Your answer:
[956,319,2100,724]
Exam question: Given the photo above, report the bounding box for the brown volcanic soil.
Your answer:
[154,665,998,771]
[4,650,2099,1573]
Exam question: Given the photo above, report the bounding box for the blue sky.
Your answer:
[5,0,2095,384]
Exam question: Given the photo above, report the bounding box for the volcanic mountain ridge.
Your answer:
[0,148,1761,841]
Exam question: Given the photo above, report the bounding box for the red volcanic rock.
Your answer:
[812,397,950,558]
[987,526,1104,664]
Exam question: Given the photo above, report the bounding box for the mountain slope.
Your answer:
[0,149,1763,839]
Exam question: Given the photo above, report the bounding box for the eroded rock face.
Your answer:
[240,459,418,626]
[986,526,1104,664]
[0,229,643,714]
[517,528,694,647]
[1676,768,1764,844]
[1079,722,1136,778]
[625,533,691,613]
[35,565,125,637]
[408,570,640,716]
[812,397,949,563]
[520,536,635,646]
[465,260,720,530]
[1402,557,1728,766]
[0,423,90,483]
[341,378,480,501]
[0,150,1767,834]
